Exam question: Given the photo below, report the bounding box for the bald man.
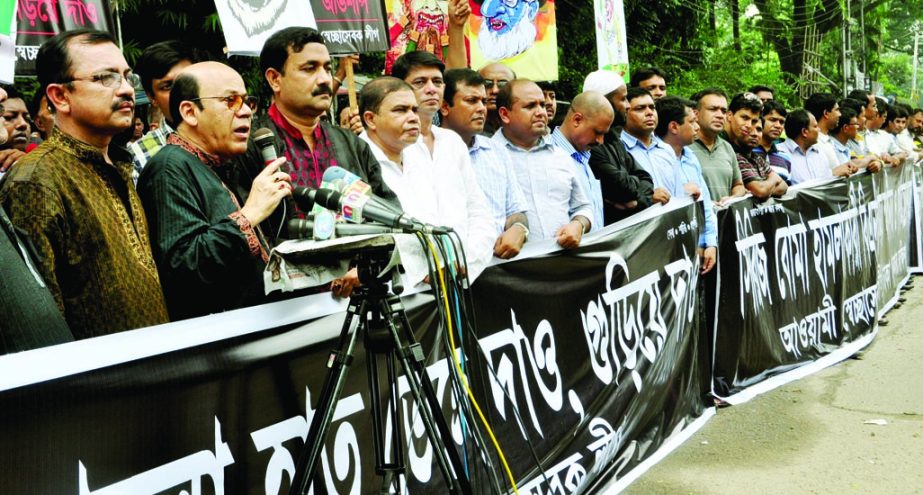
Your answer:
[479,62,515,136]
[550,91,614,232]
[137,62,292,320]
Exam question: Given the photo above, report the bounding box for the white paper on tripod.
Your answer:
[263,234,404,294]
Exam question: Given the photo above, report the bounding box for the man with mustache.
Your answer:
[137,62,290,320]
[231,27,398,298]
[0,85,29,173]
[478,0,543,61]
[495,79,593,248]
[724,92,787,200]
[620,87,677,192]
[0,29,170,338]
[440,68,529,259]
[550,91,614,232]
[583,70,662,225]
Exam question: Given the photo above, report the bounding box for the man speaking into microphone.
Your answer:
[138,62,292,320]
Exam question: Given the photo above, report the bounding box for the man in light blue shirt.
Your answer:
[440,68,530,259]
[778,109,852,184]
[620,87,678,194]
[654,96,718,274]
[494,80,594,248]
[549,91,614,232]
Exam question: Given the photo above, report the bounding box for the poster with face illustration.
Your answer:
[594,0,628,73]
[384,0,451,73]
[466,0,557,80]
[215,0,317,56]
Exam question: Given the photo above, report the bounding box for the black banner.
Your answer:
[713,166,915,399]
[15,0,115,74]
[309,0,389,55]
[0,202,710,493]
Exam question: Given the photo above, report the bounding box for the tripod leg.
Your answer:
[289,298,368,495]
[378,296,472,494]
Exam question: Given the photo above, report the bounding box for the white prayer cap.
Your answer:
[582,70,626,95]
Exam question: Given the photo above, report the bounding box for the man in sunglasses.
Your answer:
[137,62,292,320]
[0,29,170,338]
[478,62,515,136]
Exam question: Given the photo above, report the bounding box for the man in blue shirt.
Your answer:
[440,68,530,259]
[494,80,593,248]
[654,96,718,274]
[620,87,677,192]
[549,91,614,232]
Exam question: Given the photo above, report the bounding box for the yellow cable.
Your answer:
[425,237,520,494]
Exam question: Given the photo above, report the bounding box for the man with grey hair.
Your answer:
[550,91,613,231]
[583,69,663,225]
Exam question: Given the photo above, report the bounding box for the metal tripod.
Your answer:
[289,246,471,494]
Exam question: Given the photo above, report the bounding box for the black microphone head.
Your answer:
[313,188,342,210]
[292,187,316,210]
[253,128,275,148]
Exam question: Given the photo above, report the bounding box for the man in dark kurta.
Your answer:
[138,62,292,320]
[0,30,169,339]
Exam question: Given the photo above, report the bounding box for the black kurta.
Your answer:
[138,142,266,320]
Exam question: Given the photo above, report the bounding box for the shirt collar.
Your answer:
[49,127,133,169]
[359,131,400,167]
[167,132,222,167]
[550,127,590,162]
[494,128,553,152]
[471,134,493,152]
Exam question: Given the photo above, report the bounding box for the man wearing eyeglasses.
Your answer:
[478,62,514,136]
[0,29,170,338]
[137,62,291,320]
[129,41,207,178]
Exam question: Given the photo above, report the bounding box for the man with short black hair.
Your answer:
[748,85,775,103]
[725,92,787,199]
[537,80,558,125]
[440,68,529,259]
[0,29,169,337]
[621,87,676,191]
[495,79,593,247]
[129,40,207,174]
[478,62,515,136]
[754,99,791,174]
[361,77,495,279]
[0,85,29,172]
[689,87,747,203]
[779,108,851,184]
[655,96,717,274]
[865,99,905,166]
[630,67,667,100]
[29,90,54,142]
[831,107,882,174]
[804,92,848,171]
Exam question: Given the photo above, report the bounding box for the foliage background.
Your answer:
[15,0,923,109]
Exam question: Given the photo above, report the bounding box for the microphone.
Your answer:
[286,219,404,238]
[252,128,278,165]
[293,187,452,234]
[320,166,402,215]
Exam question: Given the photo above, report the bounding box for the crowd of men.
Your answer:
[1,27,922,353]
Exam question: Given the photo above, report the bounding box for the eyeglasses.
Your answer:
[64,71,141,89]
[484,79,509,89]
[189,95,259,112]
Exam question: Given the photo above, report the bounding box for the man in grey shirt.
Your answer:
[689,88,746,204]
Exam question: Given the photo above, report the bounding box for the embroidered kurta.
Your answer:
[0,129,169,338]
[137,135,268,320]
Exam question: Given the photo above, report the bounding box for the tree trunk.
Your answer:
[731,0,741,51]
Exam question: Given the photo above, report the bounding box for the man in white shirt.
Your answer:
[359,76,495,281]
[494,79,593,248]
[866,99,906,166]
[804,92,855,177]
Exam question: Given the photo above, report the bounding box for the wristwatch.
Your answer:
[511,222,529,240]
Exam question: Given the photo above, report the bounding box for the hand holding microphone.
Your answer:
[240,157,291,226]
